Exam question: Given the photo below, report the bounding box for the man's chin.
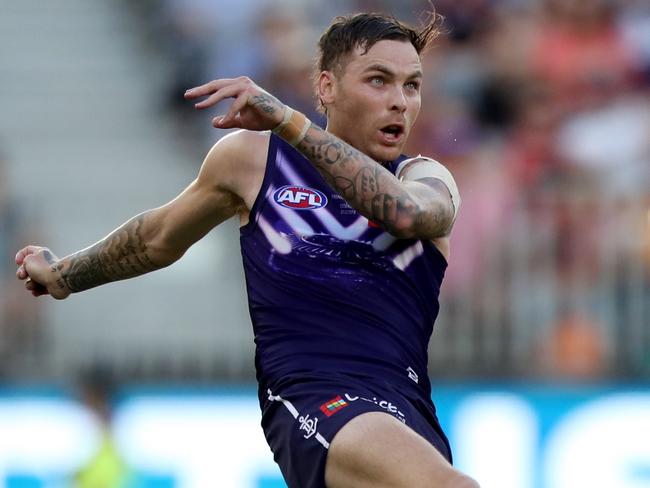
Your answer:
[354,138,404,164]
[372,145,403,164]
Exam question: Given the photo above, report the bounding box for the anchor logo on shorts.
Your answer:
[298,414,318,439]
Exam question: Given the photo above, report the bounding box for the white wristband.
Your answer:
[272,107,311,147]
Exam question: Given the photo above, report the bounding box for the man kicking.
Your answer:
[16,12,478,488]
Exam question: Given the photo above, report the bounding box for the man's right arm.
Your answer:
[15,131,258,299]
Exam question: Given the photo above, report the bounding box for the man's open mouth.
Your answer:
[379,124,404,142]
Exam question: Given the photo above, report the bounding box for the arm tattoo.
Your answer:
[296,125,450,238]
[249,93,280,115]
[61,214,161,292]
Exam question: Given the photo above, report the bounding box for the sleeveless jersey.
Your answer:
[240,134,448,404]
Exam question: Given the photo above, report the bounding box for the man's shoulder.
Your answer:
[207,129,271,165]
[198,130,270,204]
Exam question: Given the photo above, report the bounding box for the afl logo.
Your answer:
[273,185,328,210]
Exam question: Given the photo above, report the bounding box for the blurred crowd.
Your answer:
[2,0,649,381]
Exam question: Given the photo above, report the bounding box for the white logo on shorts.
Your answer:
[298,414,318,439]
[343,393,407,423]
[407,367,419,384]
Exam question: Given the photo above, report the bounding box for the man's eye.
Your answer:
[406,81,420,91]
[370,77,384,86]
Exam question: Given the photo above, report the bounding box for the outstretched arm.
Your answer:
[185,77,456,240]
[16,133,250,299]
[16,212,169,299]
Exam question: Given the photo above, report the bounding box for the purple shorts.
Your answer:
[260,374,452,488]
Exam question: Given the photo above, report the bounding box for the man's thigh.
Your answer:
[262,376,453,487]
[325,412,477,488]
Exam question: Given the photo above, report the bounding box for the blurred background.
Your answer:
[0,0,648,487]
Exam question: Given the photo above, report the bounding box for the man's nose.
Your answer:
[390,85,407,113]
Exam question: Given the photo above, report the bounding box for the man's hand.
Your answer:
[15,246,71,300]
[184,77,285,131]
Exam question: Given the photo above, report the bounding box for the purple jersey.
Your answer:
[240,134,447,404]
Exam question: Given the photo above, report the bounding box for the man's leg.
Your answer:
[325,412,480,488]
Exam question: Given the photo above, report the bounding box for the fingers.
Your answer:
[15,246,51,298]
[184,77,242,101]
[214,115,240,130]
[15,245,43,265]
[16,265,28,280]
[215,93,250,128]
[183,79,227,99]
[186,76,281,131]
[25,278,47,292]
[192,83,245,110]
[25,278,48,295]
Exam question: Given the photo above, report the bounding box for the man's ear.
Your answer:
[318,71,336,109]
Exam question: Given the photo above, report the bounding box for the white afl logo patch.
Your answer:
[273,185,328,210]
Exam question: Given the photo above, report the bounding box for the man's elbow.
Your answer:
[153,247,184,268]
[384,218,419,239]
[147,234,187,268]
[386,206,453,240]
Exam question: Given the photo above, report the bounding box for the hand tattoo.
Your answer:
[249,93,280,115]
